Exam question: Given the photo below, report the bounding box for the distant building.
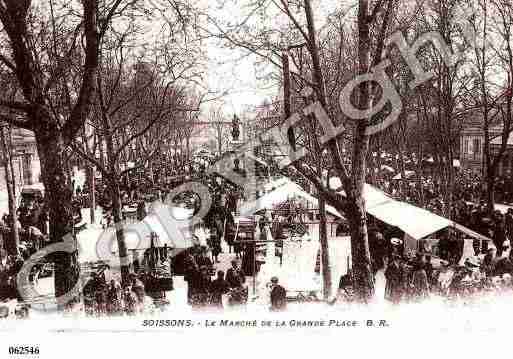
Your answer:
[0,128,41,195]
[245,100,285,159]
[459,94,513,176]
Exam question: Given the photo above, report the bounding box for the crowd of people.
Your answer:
[0,250,24,302]
[82,271,152,316]
[381,235,513,304]
[183,243,248,309]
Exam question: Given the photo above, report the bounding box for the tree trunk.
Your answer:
[416,144,425,206]
[98,135,106,169]
[1,125,19,255]
[217,126,223,154]
[35,129,78,307]
[88,165,96,224]
[301,1,336,300]
[348,0,375,302]
[397,141,407,200]
[486,168,495,214]
[348,124,375,302]
[109,179,130,284]
[318,195,332,299]
[104,122,130,284]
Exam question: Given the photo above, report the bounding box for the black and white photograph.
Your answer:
[0,0,512,358]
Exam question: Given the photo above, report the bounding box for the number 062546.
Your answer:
[8,346,40,355]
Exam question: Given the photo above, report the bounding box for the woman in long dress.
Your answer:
[384,255,404,304]
[410,262,430,301]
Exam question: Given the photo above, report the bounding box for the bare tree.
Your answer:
[207,0,399,302]
[473,0,513,213]
[0,123,19,255]
[71,20,203,283]
[0,0,129,303]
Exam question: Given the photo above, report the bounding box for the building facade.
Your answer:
[460,109,513,176]
[0,128,41,195]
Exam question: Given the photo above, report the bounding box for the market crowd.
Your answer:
[379,235,513,304]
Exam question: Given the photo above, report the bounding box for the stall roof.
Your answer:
[21,182,45,194]
[110,207,196,252]
[240,180,344,218]
[491,133,513,146]
[367,200,452,239]
[332,179,489,240]
[392,171,415,180]
[331,178,392,209]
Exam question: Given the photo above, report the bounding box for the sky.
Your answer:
[202,0,346,117]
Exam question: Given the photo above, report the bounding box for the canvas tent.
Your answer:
[240,179,344,218]
[367,200,452,240]
[392,171,415,180]
[329,177,391,209]
[77,207,198,263]
[330,177,490,241]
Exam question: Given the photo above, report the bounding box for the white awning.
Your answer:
[452,223,491,242]
[380,165,395,172]
[491,133,513,146]
[335,181,455,239]
[240,180,344,218]
[332,179,392,209]
[392,170,415,180]
[367,201,452,239]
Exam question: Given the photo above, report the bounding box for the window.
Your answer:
[473,138,481,159]
[463,138,469,156]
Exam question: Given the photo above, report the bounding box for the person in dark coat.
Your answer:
[191,265,212,308]
[226,259,245,289]
[196,246,214,276]
[183,251,198,305]
[410,259,430,301]
[493,241,513,277]
[384,255,404,304]
[506,209,513,238]
[136,201,147,221]
[424,255,434,286]
[482,248,497,277]
[269,276,287,311]
[438,231,451,261]
[242,242,257,276]
[448,236,464,265]
[207,228,222,263]
[493,219,507,258]
[225,221,236,254]
[209,270,229,308]
[369,230,386,274]
[494,255,513,277]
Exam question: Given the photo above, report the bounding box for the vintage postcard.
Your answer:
[0,0,511,358]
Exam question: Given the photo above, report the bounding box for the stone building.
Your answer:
[459,99,513,176]
[0,128,41,205]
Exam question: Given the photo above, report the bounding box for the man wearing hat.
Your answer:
[482,247,497,277]
[226,259,245,289]
[493,215,507,257]
[226,259,247,306]
[492,240,513,277]
[388,238,403,261]
[269,276,287,311]
[506,209,513,238]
